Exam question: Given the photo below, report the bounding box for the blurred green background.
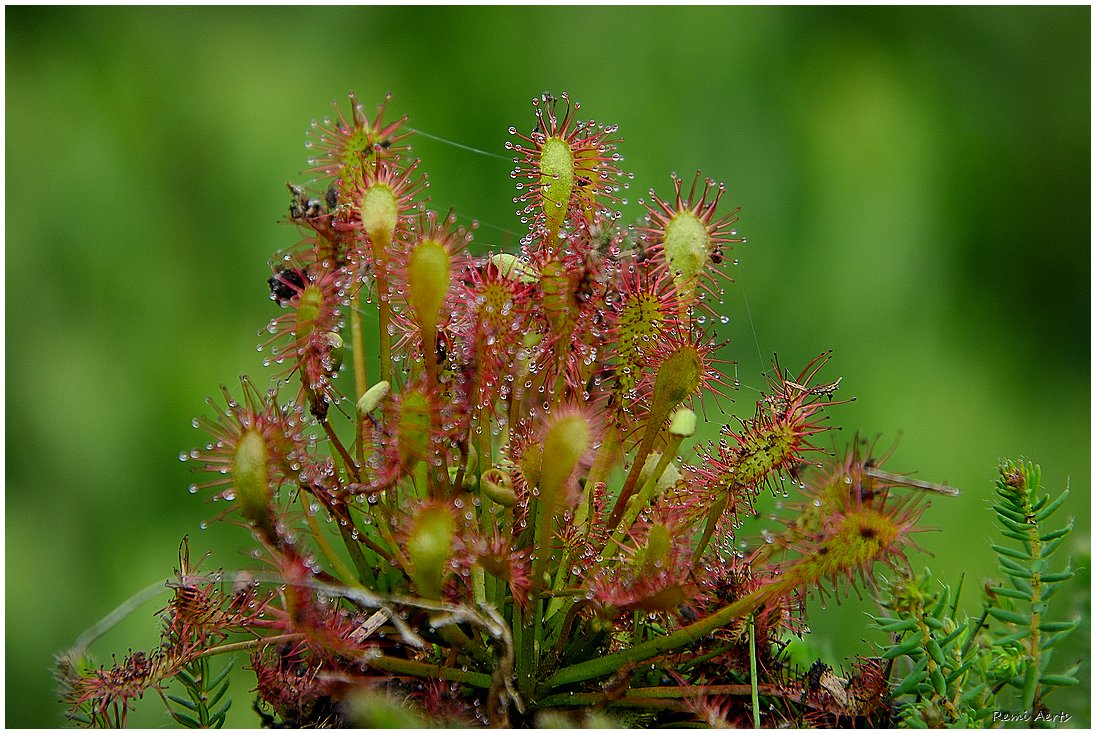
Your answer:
[7,6,1089,728]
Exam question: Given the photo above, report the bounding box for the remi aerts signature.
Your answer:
[992,710,1072,724]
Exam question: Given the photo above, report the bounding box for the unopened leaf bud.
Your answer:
[356,380,391,415]
[481,467,517,507]
[669,407,697,438]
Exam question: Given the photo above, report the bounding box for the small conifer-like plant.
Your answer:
[56,93,1080,728]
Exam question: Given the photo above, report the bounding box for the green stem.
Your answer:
[545,559,573,624]
[529,600,544,700]
[607,414,664,529]
[343,507,396,565]
[336,516,376,586]
[915,605,961,720]
[452,440,470,499]
[298,492,360,586]
[350,292,368,466]
[962,604,991,659]
[692,493,730,564]
[421,330,450,499]
[603,436,683,559]
[1024,496,1043,719]
[678,641,740,671]
[367,654,493,689]
[194,634,302,660]
[544,581,784,691]
[320,416,360,482]
[373,245,394,385]
[472,565,487,608]
[506,355,532,446]
[749,614,760,727]
[537,683,802,709]
[372,509,413,576]
[581,428,619,529]
[478,406,493,474]
[548,598,596,660]
[433,622,494,669]
[514,605,537,702]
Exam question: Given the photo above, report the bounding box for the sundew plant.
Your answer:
[56,93,1081,728]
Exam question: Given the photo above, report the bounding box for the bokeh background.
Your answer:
[7,6,1089,727]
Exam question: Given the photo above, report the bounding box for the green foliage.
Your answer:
[874,460,1081,728]
[985,461,1081,719]
[873,573,994,727]
[162,655,233,729]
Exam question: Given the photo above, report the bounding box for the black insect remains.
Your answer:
[268,268,308,305]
